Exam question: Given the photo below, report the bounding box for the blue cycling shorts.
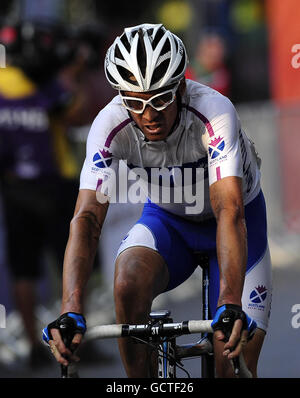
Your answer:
[117,190,272,332]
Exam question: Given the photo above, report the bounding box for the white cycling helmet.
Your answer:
[104,23,188,92]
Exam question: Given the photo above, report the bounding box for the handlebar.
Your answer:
[84,319,213,341]
[83,319,252,378]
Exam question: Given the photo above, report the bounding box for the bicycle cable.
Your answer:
[131,336,191,378]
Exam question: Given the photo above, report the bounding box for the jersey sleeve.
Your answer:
[206,98,243,185]
[79,112,120,198]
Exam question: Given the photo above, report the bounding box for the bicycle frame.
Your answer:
[199,256,215,378]
[146,254,215,379]
[147,309,212,378]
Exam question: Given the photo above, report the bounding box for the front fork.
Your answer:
[201,262,215,378]
[149,310,176,378]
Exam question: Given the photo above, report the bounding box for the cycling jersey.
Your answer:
[80,79,261,221]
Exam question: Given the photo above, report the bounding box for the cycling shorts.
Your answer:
[116,190,272,332]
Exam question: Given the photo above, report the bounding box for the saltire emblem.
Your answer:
[250,285,267,304]
[208,136,225,159]
[93,149,113,168]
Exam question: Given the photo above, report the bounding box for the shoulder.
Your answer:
[184,79,237,121]
[88,95,133,148]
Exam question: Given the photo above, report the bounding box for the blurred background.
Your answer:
[0,0,299,378]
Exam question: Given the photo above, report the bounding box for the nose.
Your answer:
[142,104,161,122]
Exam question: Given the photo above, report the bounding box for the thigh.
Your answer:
[116,215,197,292]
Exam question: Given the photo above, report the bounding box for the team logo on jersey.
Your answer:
[93,149,113,168]
[250,285,267,304]
[208,136,225,159]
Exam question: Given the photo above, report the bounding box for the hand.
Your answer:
[211,304,256,359]
[42,312,86,366]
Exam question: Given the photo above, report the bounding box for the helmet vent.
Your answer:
[137,29,147,78]
[151,27,165,50]
[114,44,124,60]
[174,39,178,52]
[160,40,171,56]
[118,65,139,86]
[150,59,170,86]
[172,49,186,79]
[120,33,131,52]
[106,69,118,85]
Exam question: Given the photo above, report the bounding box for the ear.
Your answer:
[178,78,187,96]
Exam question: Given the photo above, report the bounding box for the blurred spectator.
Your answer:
[0,19,104,368]
[59,23,115,126]
[186,31,231,97]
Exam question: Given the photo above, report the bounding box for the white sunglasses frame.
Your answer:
[119,82,180,114]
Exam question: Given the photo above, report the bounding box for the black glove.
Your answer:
[42,312,86,348]
[211,304,257,342]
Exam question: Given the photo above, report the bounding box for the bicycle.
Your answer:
[58,254,252,379]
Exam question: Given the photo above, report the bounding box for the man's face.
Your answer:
[121,80,186,142]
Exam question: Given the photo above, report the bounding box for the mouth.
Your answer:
[144,123,164,135]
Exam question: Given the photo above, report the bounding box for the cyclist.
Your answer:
[42,24,272,378]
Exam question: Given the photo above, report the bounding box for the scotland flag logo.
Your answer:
[250,285,267,304]
[208,136,225,159]
[93,149,113,168]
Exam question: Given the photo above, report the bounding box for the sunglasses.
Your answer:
[120,82,180,114]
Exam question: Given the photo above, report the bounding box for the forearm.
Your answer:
[216,209,247,307]
[61,211,102,313]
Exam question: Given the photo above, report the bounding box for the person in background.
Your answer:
[0,19,102,368]
[186,30,231,97]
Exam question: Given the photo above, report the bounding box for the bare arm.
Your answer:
[209,176,247,307]
[210,176,254,364]
[61,189,109,314]
[47,189,109,365]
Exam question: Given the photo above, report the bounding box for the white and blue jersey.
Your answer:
[80,79,261,220]
[80,79,272,331]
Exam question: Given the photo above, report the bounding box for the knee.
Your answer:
[114,248,168,318]
[114,254,151,309]
[114,272,140,306]
[114,258,153,324]
[115,254,142,291]
[115,248,167,292]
